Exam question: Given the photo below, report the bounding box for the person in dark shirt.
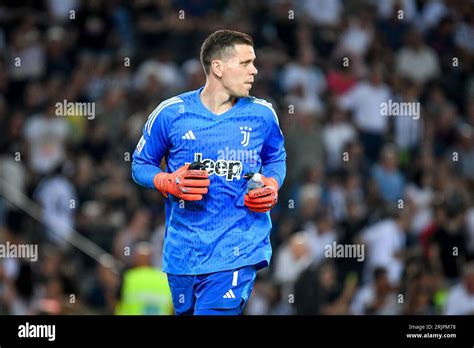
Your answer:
[429,192,468,280]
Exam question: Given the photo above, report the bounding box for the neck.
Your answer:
[200,82,237,115]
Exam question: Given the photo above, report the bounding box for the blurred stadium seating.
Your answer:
[0,0,473,315]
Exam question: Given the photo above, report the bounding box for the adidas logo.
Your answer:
[182,130,196,140]
[223,289,236,299]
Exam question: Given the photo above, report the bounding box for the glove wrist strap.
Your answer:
[153,172,170,198]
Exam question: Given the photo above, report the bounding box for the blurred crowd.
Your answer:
[0,0,473,315]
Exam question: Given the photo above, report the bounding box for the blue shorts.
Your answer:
[167,265,257,315]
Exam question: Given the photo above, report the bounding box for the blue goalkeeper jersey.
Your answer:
[132,87,286,275]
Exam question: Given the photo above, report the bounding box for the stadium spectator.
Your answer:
[444,262,474,314]
[115,242,173,315]
[0,0,472,316]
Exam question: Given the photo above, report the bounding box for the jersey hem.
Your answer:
[163,258,269,276]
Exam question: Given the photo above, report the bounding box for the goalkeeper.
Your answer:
[131,30,286,315]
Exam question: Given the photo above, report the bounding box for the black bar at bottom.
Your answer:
[0,315,473,346]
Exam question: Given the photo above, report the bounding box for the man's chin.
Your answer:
[239,89,251,97]
[230,88,250,99]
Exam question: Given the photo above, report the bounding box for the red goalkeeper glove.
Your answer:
[244,176,279,213]
[153,164,210,201]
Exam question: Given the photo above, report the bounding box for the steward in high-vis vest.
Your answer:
[115,242,173,315]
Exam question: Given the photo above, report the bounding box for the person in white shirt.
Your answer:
[395,28,440,84]
[338,66,391,162]
[281,46,326,116]
[360,212,410,286]
[303,213,338,264]
[273,232,313,300]
[336,14,374,58]
[351,267,399,315]
[444,262,474,315]
[301,0,342,27]
[34,166,77,249]
[393,81,423,152]
[24,104,70,175]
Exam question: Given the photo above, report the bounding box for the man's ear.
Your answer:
[210,60,223,78]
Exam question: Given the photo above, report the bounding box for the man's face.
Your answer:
[220,44,258,97]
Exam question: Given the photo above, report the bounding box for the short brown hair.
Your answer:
[200,30,254,75]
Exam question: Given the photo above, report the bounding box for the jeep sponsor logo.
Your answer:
[189,153,242,181]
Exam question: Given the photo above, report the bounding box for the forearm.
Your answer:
[262,159,286,189]
[131,161,163,189]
